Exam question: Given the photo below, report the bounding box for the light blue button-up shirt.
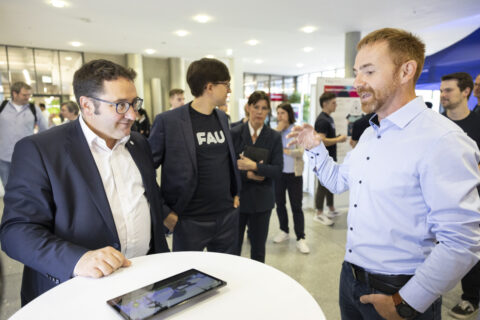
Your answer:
[307,97,480,312]
[0,101,48,162]
[281,125,295,173]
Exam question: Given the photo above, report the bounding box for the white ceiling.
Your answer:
[1,0,480,76]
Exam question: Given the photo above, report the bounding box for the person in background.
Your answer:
[231,103,249,128]
[473,73,480,114]
[231,91,283,263]
[0,82,48,187]
[288,27,480,320]
[313,92,347,226]
[48,101,80,127]
[350,103,374,148]
[217,103,231,127]
[440,71,480,319]
[133,108,151,138]
[169,88,185,110]
[39,103,49,121]
[0,59,169,306]
[272,102,309,254]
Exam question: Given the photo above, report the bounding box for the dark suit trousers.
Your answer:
[275,173,305,240]
[237,210,272,263]
[172,207,239,254]
[461,260,480,305]
[316,181,333,211]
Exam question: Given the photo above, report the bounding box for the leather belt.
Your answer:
[348,262,413,295]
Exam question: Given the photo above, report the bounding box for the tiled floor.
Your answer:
[0,195,467,319]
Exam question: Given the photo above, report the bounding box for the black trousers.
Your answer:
[275,173,305,240]
[173,207,239,254]
[315,181,333,211]
[461,260,480,305]
[236,210,272,263]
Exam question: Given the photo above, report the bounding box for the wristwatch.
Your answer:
[392,292,418,319]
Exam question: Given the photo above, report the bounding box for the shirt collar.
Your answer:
[369,97,426,130]
[248,121,263,137]
[79,115,130,151]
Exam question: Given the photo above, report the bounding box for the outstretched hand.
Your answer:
[286,124,322,150]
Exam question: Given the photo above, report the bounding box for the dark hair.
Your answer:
[73,59,136,107]
[277,102,295,124]
[357,28,425,83]
[169,88,184,97]
[186,58,230,97]
[319,92,336,108]
[61,101,79,115]
[441,72,474,99]
[11,81,32,96]
[39,103,46,110]
[248,91,270,109]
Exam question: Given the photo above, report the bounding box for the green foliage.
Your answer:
[288,91,301,103]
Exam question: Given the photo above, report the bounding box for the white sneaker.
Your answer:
[296,239,310,254]
[273,231,290,243]
[325,210,343,218]
[313,214,334,226]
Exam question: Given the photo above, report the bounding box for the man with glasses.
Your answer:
[0,59,169,305]
[149,58,240,254]
[0,81,48,187]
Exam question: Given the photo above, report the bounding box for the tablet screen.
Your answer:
[107,269,226,320]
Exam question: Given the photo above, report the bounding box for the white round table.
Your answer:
[10,252,325,319]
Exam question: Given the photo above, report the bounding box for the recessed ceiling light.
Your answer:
[246,39,259,46]
[254,59,263,64]
[144,49,156,54]
[303,46,313,53]
[193,14,211,23]
[65,56,72,61]
[174,30,190,37]
[226,49,233,56]
[50,0,67,8]
[296,63,304,68]
[300,26,317,33]
[70,41,82,47]
[206,54,215,59]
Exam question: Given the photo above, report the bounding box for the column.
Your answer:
[344,31,361,78]
[126,54,145,99]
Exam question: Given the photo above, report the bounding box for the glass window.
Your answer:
[0,46,8,101]
[34,49,61,95]
[59,51,83,99]
[256,75,270,94]
[322,69,336,78]
[7,47,36,92]
[284,77,295,96]
[243,73,256,98]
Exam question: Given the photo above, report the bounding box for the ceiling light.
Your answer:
[296,63,304,68]
[144,49,156,54]
[206,54,215,58]
[50,0,67,8]
[300,26,317,33]
[23,69,31,85]
[174,30,190,37]
[70,41,82,47]
[303,46,313,53]
[246,39,259,46]
[193,14,211,23]
[65,56,72,61]
[226,49,233,56]
[254,59,263,64]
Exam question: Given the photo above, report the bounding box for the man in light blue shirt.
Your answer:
[0,82,48,187]
[289,28,480,320]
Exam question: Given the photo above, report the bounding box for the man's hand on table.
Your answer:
[74,246,131,278]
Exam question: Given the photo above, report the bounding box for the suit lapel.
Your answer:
[64,119,119,242]
[179,105,197,171]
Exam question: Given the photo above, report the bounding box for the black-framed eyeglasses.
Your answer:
[89,96,143,114]
[213,81,231,90]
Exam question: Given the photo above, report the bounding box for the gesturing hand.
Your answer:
[286,124,322,149]
[73,246,131,278]
[360,294,403,320]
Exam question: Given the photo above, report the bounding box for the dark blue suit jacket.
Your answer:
[0,119,169,305]
[231,122,283,213]
[148,103,241,216]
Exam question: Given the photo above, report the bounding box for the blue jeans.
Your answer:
[339,261,442,319]
[0,160,10,188]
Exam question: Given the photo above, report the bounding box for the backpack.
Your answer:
[0,100,38,125]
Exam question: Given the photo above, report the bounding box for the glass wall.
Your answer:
[0,45,83,103]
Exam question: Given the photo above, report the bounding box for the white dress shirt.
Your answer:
[79,116,151,259]
[248,121,263,143]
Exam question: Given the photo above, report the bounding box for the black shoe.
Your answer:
[449,300,479,319]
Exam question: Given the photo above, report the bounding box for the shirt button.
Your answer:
[354,204,357,208]
[366,157,370,160]
[359,180,362,184]
[348,249,352,253]
[350,227,353,231]
[377,135,381,139]
[310,156,314,159]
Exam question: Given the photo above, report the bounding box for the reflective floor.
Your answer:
[0,195,465,319]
